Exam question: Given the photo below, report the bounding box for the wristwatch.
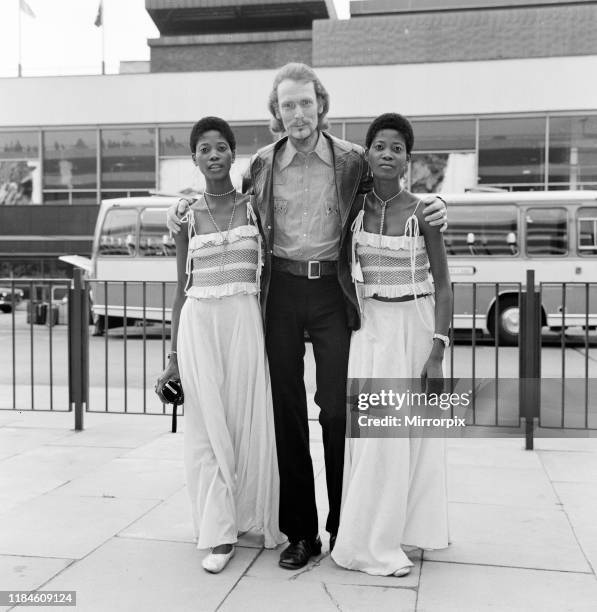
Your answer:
[433,333,450,348]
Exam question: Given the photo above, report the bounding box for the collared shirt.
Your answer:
[272,132,340,261]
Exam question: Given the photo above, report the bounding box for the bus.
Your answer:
[61,196,180,335]
[63,191,597,341]
[443,190,597,344]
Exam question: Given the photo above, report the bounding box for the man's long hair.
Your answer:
[267,63,330,134]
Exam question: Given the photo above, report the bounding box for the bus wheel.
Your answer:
[492,297,520,346]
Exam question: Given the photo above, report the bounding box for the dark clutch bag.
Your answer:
[162,379,184,405]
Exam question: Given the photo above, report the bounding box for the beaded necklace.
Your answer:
[372,187,404,287]
[203,191,237,271]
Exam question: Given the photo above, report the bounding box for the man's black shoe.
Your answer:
[329,534,337,552]
[279,536,322,569]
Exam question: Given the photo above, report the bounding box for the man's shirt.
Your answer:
[272,132,340,261]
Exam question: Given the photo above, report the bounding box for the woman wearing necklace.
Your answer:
[155,116,285,574]
[331,113,452,576]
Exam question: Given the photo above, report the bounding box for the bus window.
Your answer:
[577,207,597,256]
[525,207,567,256]
[443,205,518,256]
[139,208,174,257]
[98,208,138,256]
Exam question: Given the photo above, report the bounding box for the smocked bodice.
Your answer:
[350,197,435,331]
[354,230,433,299]
[182,200,263,300]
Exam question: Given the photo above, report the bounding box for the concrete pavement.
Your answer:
[1,409,597,612]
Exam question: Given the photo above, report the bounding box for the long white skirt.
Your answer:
[177,293,286,549]
[332,296,449,575]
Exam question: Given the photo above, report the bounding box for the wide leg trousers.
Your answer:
[266,271,351,541]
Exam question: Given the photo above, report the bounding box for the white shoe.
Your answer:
[202,547,235,573]
[393,566,412,577]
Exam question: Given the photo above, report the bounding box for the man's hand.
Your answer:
[421,195,448,233]
[166,198,192,235]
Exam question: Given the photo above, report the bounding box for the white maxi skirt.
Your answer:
[332,295,449,575]
[177,293,286,549]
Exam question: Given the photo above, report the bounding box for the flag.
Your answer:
[94,1,103,27]
[19,0,35,18]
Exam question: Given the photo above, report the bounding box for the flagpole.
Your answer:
[101,9,105,75]
[17,0,22,77]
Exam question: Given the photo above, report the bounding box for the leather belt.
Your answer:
[372,293,431,303]
[272,257,337,279]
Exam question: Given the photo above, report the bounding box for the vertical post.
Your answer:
[69,269,89,431]
[519,270,541,450]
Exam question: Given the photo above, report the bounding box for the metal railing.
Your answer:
[2,270,595,446]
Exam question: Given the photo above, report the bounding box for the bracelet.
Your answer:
[432,333,450,348]
[167,351,177,359]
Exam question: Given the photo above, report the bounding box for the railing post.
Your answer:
[69,269,89,431]
[519,269,541,450]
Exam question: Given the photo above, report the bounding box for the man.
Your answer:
[167,62,447,570]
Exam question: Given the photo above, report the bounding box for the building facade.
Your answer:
[1,0,596,276]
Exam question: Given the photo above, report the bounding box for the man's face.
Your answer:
[276,79,323,144]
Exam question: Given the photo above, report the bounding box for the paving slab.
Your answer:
[447,441,543,469]
[0,426,70,460]
[0,556,73,612]
[47,457,185,500]
[0,445,126,514]
[36,537,259,612]
[425,502,590,572]
[119,487,194,543]
[0,495,158,558]
[447,463,558,508]
[553,482,597,572]
[218,576,338,612]
[325,582,417,612]
[417,561,597,612]
[121,431,184,460]
[245,548,421,588]
[539,450,597,483]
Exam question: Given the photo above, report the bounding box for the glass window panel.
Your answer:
[0,131,39,159]
[101,128,156,189]
[443,205,519,257]
[232,125,274,155]
[478,117,546,186]
[525,207,567,256]
[43,130,97,189]
[345,122,369,146]
[411,119,475,151]
[577,207,597,256]
[0,160,40,205]
[159,127,190,157]
[549,116,597,187]
[98,208,138,256]
[326,122,344,139]
[139,208,174,257]
[42,191,97,205]
[101,190,152,200]
[411,152,476,193]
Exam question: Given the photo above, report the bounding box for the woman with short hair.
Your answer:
[156,116,285,574]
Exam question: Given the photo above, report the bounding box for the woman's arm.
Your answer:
[155,222,189,401]
[419,207,453,389]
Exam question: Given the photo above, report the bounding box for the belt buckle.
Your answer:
[307,260,321,279]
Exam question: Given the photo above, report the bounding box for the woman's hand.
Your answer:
[420,356,444,396]
[166,198,192,235]
[155,359,181,403]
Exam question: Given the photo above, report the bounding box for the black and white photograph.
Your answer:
[1,1,597,610]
